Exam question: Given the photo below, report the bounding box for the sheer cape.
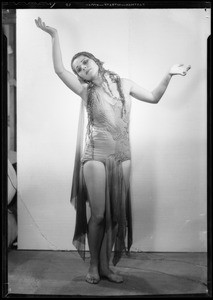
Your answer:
[70,84,133,266]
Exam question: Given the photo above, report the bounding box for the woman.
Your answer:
[35,17,191,284]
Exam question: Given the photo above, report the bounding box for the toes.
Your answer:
[85,274,100,284]
[100,272,123,283]
[109,274,124,283]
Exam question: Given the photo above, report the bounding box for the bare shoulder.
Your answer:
[120,78,133,94]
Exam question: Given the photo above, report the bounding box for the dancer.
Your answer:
[35,17,191,284]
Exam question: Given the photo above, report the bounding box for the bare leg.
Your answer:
[99,160,131,283]
[83,161,106,284]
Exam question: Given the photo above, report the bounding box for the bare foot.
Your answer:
[100,268,123,283]
[85,265,100,284]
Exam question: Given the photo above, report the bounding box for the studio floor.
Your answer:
[7,250,208,297]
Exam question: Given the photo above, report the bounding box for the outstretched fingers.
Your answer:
[186,65,191,72]
[35,17,41,28]
[35,17,45,30]
[34,18,39,27]
[182,64,191,76]
[36,17,41,27]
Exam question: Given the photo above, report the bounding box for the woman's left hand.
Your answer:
[169,64,191,76]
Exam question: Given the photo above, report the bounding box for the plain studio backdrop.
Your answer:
[17,9,210,252]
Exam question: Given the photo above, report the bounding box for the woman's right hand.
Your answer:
[35,17,57,37]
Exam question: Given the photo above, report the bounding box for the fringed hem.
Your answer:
[71,157,132,265]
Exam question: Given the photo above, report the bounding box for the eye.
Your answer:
[83,59,88,65]
[76,67,81,73]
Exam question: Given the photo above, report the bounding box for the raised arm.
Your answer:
[129,64,191,104]
[35,17,84,97]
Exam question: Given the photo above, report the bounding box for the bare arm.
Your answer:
[129,64,191,104]
[35,17,84,97]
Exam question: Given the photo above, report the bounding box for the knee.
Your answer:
[90,214,105,225]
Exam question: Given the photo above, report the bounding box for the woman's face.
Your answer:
[72,55,99,82]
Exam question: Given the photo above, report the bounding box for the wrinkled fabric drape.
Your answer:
[70,83,133,265]
[70,100,88,258]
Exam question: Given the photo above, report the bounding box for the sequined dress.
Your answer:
[71,78,132,265]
